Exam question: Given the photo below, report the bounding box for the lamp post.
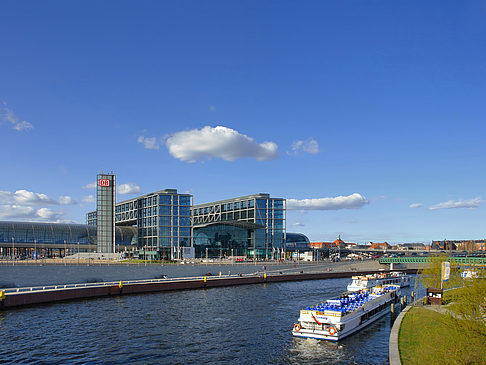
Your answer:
[34,239,37,264]
[77,242,80,265]
[12,237,15,266]
[64,240,66,266]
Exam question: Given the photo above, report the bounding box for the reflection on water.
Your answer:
[0,267,418,364]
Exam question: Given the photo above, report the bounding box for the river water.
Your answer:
[0,265,419,364]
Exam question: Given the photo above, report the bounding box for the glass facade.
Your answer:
[0,221,136,257]
[96,174,115,253]
[192,193,286,259]
[86,189,193,260]
[193,223,250,258]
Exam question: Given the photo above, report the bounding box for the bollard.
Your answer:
[403,295,407,306]
[264,272,267,281]
[0,290,5,309]
[411,291,415,303]
[391,303,395,314]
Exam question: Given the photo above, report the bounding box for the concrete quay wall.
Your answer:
[1,268,418,310]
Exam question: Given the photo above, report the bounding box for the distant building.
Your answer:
[369,242,390,250]
[432,239,486,251]
[396,243,426,250]
[310,236,349,249]
[285,232,310,251]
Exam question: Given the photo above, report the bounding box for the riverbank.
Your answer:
[0,263,419,310]
[396,290,486,364]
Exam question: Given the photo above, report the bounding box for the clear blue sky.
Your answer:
[1,0,485,244]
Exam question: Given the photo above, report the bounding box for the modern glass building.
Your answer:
[0,221,136,258]
[285,232,310,251]
[87,189,193,260]
[192,193,286,259]
[96,173,115,253]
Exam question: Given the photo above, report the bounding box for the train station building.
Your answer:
[0,175,311,260]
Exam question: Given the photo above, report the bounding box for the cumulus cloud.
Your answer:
[137,135,160,150]
[59,196,76,205]
[291,138,319,154]
[0,190,75,207]
[1,106,34,131]
[0,204,62,221]
[287,193,369,210]
[0,190,57,205]
[428,197,482,210]
[83,182,97,189]
[0,189,70,222]
[117,183,142,195]
[409,203,423,208]
[82,195,96,203]
[165,126,278,162]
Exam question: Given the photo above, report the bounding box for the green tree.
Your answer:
[418,254,461,291]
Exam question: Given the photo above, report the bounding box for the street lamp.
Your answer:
[34,239,37,264]
[12,237,15,266]
[64,240,66,266]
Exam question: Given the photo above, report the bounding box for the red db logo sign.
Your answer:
[99,179,110,187]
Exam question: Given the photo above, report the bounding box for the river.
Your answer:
[0,265,420,364]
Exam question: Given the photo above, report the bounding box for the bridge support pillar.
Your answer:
[390,263,394,271]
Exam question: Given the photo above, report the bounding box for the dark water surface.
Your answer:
[0,266,418,364]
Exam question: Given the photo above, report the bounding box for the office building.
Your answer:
[192,193,286,259]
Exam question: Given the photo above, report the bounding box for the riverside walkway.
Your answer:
[1,267,418,310]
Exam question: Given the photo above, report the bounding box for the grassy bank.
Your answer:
[399,306,486,364]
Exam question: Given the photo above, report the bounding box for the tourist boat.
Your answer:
[292,285,400,341]
[346,271,410,292]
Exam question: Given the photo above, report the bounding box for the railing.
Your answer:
[380,256,486,264]
[0,272,264,294]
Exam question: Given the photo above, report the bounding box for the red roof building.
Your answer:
[369,242,390,250]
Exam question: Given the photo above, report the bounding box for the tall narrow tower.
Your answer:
[96,173,116,253]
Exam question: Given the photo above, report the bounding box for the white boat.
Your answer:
[347,271,410,292]
[292,285,400,341]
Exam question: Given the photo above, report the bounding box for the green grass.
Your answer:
[399,307,486,364]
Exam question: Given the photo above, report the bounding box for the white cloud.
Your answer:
[409,203,423,208]
[117,183,142,195]
[1,107,34,131]
[287,193,369,210]
[293,222,305,227]
[291,138,319,155]
[428,197,482,210]
[9,190,57,205]
[82,195,96,203]
[137,135,160,150]
[83,182,97,189]
[36,207,57,219]
[59,196,76,205]
[0,189,70,222]
[165,126,278,162]
[0,204,62,221]
[0,190,75,206]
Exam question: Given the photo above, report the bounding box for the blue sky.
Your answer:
[1,0,485,244]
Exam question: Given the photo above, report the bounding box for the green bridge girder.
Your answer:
[379,256,486,265]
